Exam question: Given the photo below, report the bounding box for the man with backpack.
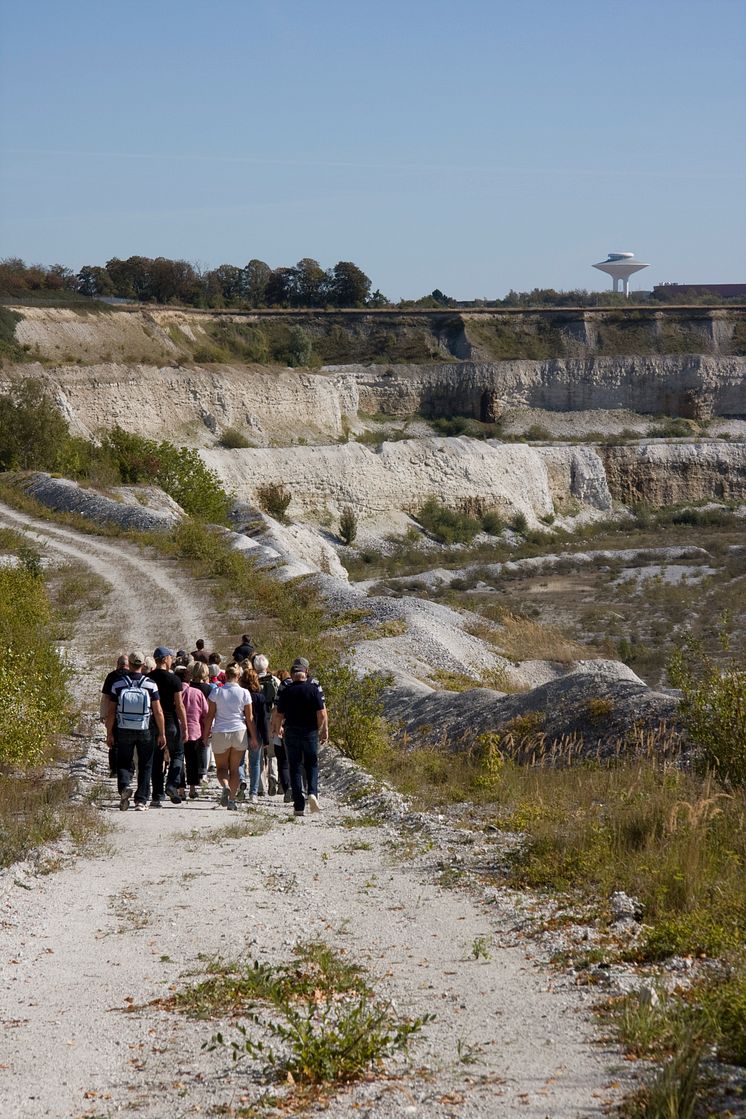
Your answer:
[100,654,129,777]
[105,651,166,812]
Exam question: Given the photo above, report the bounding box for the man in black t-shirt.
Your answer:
[149,647,189,805]
[271,658,328,817]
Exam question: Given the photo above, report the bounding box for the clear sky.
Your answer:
[1,0,744,299]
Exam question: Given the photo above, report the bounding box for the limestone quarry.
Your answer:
[4,301,745,751]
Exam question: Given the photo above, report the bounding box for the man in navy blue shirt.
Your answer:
[270,658,328,817]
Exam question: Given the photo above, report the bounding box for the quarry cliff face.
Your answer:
[3,304,745,524]
[199,438,746,528]
[344,355,745,423]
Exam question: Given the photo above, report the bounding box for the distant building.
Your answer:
[592,252,650,297]
[653,283,746,299]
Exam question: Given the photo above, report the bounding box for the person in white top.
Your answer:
[204,664,258,810]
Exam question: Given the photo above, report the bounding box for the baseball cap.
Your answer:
[153,646,174,660]
[129,651,145,667]
[291,657,310,674]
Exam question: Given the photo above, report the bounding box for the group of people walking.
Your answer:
[101,637,328,818]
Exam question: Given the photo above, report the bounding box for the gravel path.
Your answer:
[0,504,626,1118]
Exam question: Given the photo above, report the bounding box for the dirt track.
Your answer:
[0,503,624,1118]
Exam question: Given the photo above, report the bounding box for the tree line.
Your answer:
[0,256,385,309]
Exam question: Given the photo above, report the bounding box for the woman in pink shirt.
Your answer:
[175,664,209,799]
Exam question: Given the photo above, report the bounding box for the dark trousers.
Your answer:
[149,725,172,802]
[285,728,318,813]
[274,741,290,793]
[163,721,183,792]
[184,739,209,787]
[117,728,154,806]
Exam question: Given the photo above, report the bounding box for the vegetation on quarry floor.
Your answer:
[347,506,745,686]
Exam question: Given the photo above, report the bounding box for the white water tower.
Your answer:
[593,251,650,297]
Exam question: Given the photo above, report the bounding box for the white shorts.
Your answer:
[212,728,248,756]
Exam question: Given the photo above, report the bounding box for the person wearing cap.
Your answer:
[270,658,328,817]
[149,647,189,806]
[105,652,166,812]
[100,654,129,777]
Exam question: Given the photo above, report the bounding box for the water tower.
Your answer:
[593,252,650,297]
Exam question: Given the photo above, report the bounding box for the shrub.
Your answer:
[668,635,746,785]
[217,426,251,449]
[415,497,482,544]
[522,424,551,441]
[0,567,69,766]
[339,505,358,545]
[99,428,231,524]
[0,378,73,471]
[510,511,528,535]
[481,509,504,535]
[256,481,292,521]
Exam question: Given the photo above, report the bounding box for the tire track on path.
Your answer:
[0,501,210,673]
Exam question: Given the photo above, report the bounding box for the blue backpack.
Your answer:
[116,676,152,731]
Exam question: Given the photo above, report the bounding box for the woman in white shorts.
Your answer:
[204,664,258,810]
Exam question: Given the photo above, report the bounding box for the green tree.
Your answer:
[77,265,114,298]
[325,262,371,307]
[290,258,326,307]
[0,378,72,471]
[242,259,272,306]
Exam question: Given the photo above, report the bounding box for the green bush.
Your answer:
[415,497,482,544]
[0,378,73,471]
[0,567,69,767]
[339,506,358,545]
[256,481,292,521]
[99,427,231,524]
[668,635,746,785]
[217,426,251,449]
[0,307,27,362]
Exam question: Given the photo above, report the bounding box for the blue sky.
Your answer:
[1,0,744,299]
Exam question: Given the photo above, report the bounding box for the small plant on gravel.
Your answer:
[471,935,492,961]
[213,994,431,1086]
[195,941,432,1088]
[256,481,292,522]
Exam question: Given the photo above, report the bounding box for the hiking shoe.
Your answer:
[308,794,321,814]
[165,784,182,805]
[239,781,247,794]
[188,788,199,800]
[119,787,133,811]
[220,787,230,807]
[283,790,293,803]
[249,794,259,805]
[227,800,238,811]
[294,809,305,817]
[150,799,163,809]
[135,802,148,812]
[268,778,278,796]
